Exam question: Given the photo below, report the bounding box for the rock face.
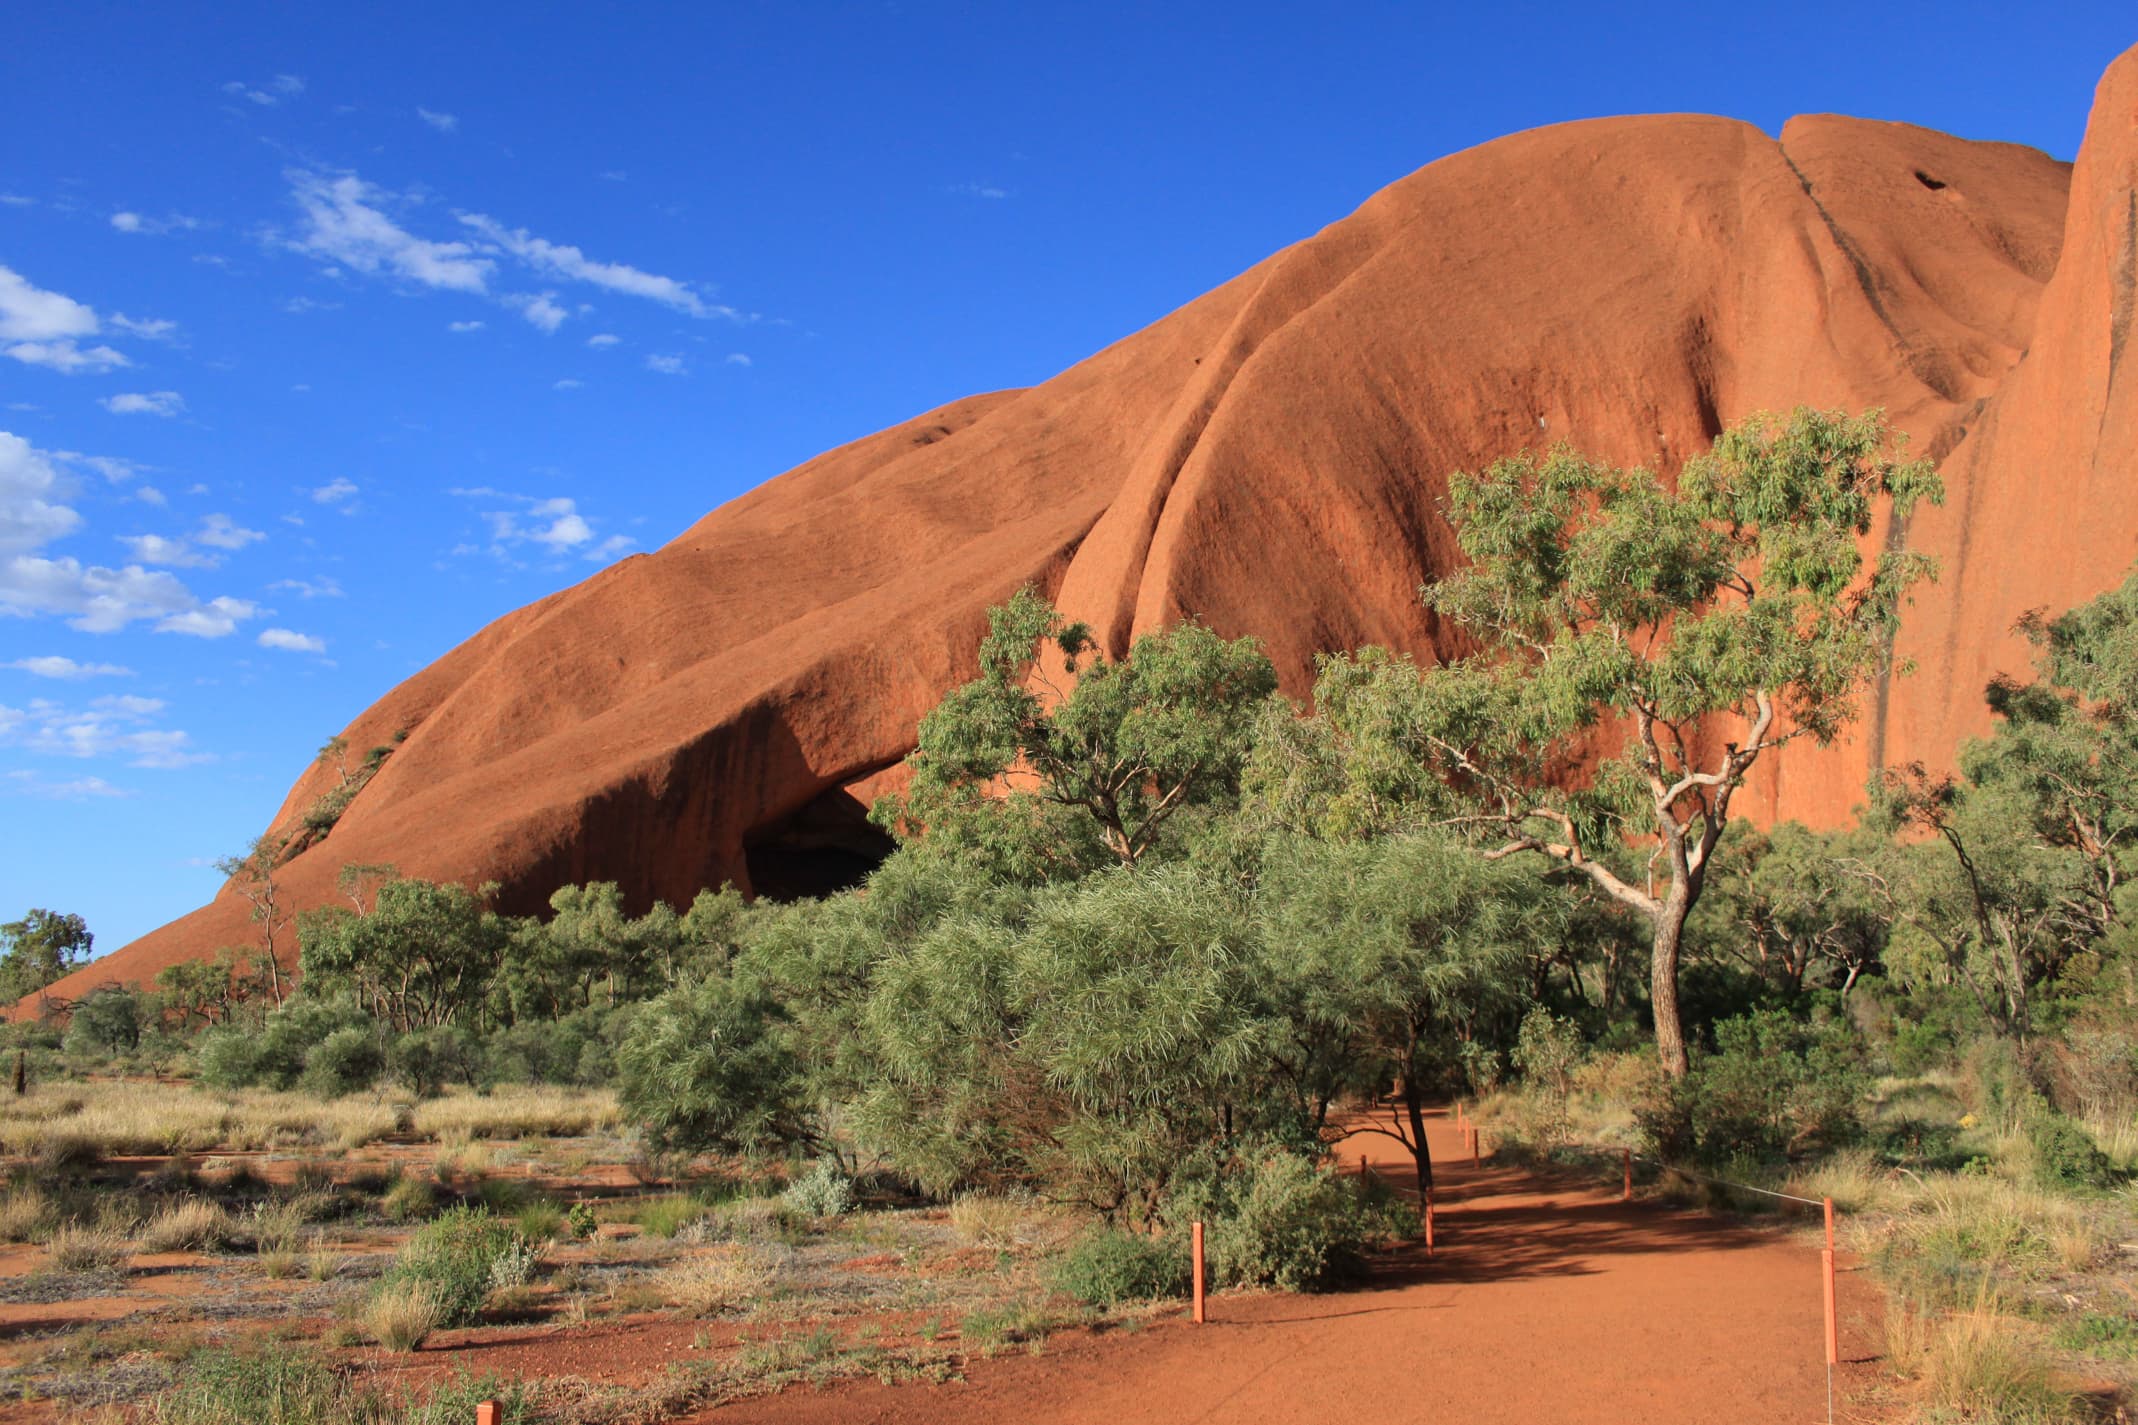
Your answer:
[49,45,2138,1004]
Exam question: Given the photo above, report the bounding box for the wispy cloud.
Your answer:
[311,478,359,506]
[451,488,634,564]
[4,769,134,800]
[447,320,485,332]
[553,378,584,391]
[268,575,343,599]
[459,213,734,319]
[0,693,209,767]
[645,353,685,375]
[509,291,567,333]
[108,314,179,341]
[947,182,1011,199]
[102,391,185,417]
[110,211,203,236]
[285,170,493,293]
[5,655,133,680]
[117,513,263,569]
[417,107,459,134]
[586,333,619,348]
[222,74,306,108]
[257,627,325,653]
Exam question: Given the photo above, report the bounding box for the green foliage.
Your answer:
[298,875,508,1034]
[386,1025,486,1097]
[1638,1009,1867,1166]
[301,1026,384,1098]
[384,1205,522,1327]
[2024,1108,2113,1190]
[780,1159,854,1218]
[1051,1228,1188,1307]
[1513,1008,1584,1099]
[60,985,143,1057]
[566,1201,598,1240]
[155,1345,357,1425]
[619,969,818,1157]
[875,587,1280,877]
[1167,1150,1410,1292]
[0,909,91,1006]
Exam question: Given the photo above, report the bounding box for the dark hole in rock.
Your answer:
[1914,170,1948,191]
[744,784,895,901]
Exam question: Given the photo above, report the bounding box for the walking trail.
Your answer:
[694,1110,1887,1425]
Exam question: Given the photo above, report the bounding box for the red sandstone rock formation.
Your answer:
[42,44,2138,1004]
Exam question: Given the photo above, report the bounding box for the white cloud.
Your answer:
[465,491,615,558]
[0,693,207,767]
[4,769,134,800]
[258,627,326,653]
[645,353,685,375]
[510,291,567,332]
[134,486,167,507]
[103,391,185,417]
[109,213,201,238]
[111,211,145,233]
[109,313,179,341]
[269,575,343,599]
[6,655,133,679]
[154,595,256,638]
[0,432,84,555]
[0,194,34,208]
[194,513,264,550]
[448,320,485,332]
[281,296,341,315]
[417,107,458,133]
[223,74,305,108]
[286,170,494,294]
[585,333,619,348]
[585,533,634,562]
[725,352,753,367]
[459,213,728,318]
[312,478,358,505]
[948,182,1010,199]
[119,532,215,568]
[553,378,584,391]
[0,265,98,342]
[0,265,133,373]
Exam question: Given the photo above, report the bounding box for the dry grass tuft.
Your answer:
[47,1222,129,1273]
[139,1198,230,1253]
[949,1193,1039,1249]
[1915,1291,2083,1423]
[0,1186,53,1244]
[655,1244,780,1317]
[363,1278,444,1351]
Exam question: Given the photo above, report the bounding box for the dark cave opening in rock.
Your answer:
[743,783,896,901]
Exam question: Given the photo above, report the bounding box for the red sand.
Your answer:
[696,1112,1886,1425]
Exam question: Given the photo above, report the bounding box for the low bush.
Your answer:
[1637,1009,1866,1166]
[1170,1152,1410,1292]
[1051,1228,1186,1307]
[300,1028,383,1099]
[2024,1108,2113,1190]
[779,1160,853,1219]
[385,1205,523,1327]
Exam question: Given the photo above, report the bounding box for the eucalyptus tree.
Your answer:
[873,588,1280,880]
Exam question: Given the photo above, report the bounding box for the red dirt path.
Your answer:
[694,1112,1889,1425]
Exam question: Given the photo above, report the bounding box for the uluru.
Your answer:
[37,40,2138,1007]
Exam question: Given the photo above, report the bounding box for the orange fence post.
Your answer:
[1622,1148,1632,1202]
[1192,1220,1207,1324]
[1424,1191,1435,1256]
[475,1403,501,1425]
[1471,1129,1481,1167]
[1821,1198,1839,1366]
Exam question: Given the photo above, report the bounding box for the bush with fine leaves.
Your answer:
[1167,1150,1410,1292]
[382,1205,522,1327]
[1052,1227,1188,1306]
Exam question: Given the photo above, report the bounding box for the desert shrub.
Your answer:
[301,1028,384,1099]
[198,998,366,1091]
[384,1205,522,1327]
[387,1027,486,1098]
[48,1222,129,1272]
[566,1200,598,1240]
[140,1199,230,1253]
[1051,1228,1186,1307]
[628,1194,705,1239]
[779,1160,853,1219]
[486,1236,540,1292]
[655,1243,780,1315]
[1168,1152,1408,1292]
[2024,1108,2114,1190]
[1637,1008,1866,1166]
[362,1277,444,1352]
[155,1344,366,1424]
[61,986,143,1059]
[1513,1008,1584,1098]
[398,1371,534,1425]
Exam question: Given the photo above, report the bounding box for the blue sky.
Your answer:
[3,2,2132,956]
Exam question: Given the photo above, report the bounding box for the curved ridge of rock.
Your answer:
[44,46,2138,1006]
